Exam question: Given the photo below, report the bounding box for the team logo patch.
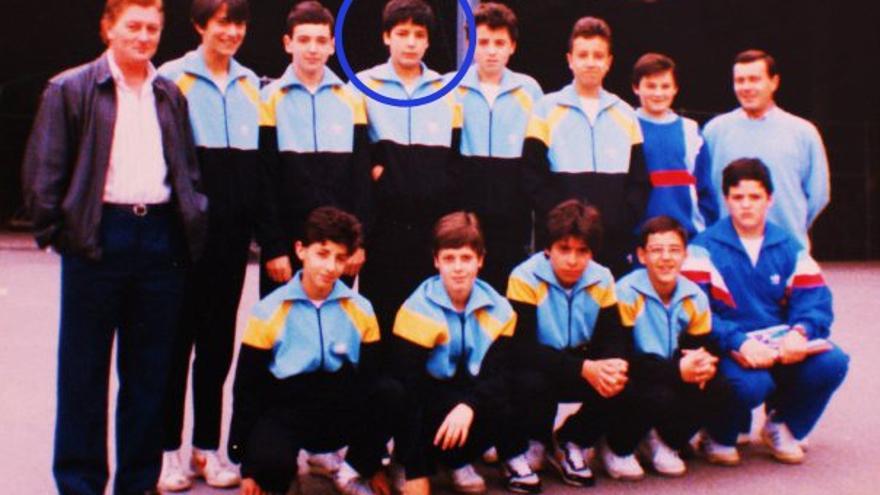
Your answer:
[770,274,781,285]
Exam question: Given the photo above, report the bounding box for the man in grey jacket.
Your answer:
[21,1,207,493]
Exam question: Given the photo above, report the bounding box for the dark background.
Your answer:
[2,0,878,259]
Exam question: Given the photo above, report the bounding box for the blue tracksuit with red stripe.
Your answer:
[682,218,848,445]
[636,110,717,235]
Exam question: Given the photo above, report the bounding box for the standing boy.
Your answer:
[455,1,542,292]
[157,0,259,489]
[616,215,727,476]
[507,200,649,486]
[258,0,371,297]
[523,17,649,277]
[683,158,848,465]
[355,0,464,335]
[631,53,716,236]
[229,207,399,495]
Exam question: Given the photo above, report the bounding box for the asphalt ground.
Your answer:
[2,244,878,495]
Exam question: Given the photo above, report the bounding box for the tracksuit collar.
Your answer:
[181,47,249,90]
[276,64,344,92]
[532,252,604,294]
[459,65,522,95]
[708,217,790,252]
[282,270,354,303]
[557,83,620,115]
[636,108,680,124]
[424,275,494,316]
[369,59,443,90]
[627,268,700,307]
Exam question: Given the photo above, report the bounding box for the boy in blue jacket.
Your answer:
[229,207,400,495]
[682,158,848,465]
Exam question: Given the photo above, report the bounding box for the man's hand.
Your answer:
[680,347,718,386]
[735,338,778,368]
[370,470,391,495]
[344,247,366,277]
[581,358,628,398]
[779,328,809,364]
[434,403,474,450]
[265,255,293,283]
[371,165,385,181]
[241,478,264,495]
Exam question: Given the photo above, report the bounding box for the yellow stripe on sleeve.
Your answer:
[332,87,368,125]
[587,282,617,308]
[241,301,293,350]
[476,309,517,340]
[175,73,197,97]
[393,307,449,348]
[607,107,644,146]
[506,276,547,305]
[525,115,550,146]
[617,293,644,327]
[682,297,711,336]
[340,298,380,343]
[260,88,287,127]
[511,88,534,114]
[238,78,274,127]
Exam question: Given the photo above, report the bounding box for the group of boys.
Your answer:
[22,0,847,494]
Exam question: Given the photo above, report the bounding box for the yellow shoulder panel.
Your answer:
[332,86,368,125]
[476,308,517,339]
[393,307,449,348]
[340,298,380,343]
[607,107,644,146]
[511,88,534,114]
[617,293,644,327]
[241,301,293,350]
[682,298,711,336]
[587,282,617,308]
[506,276,548,305]
[175,73,197,97]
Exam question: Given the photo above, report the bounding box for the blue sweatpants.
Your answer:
[708,344,849,446]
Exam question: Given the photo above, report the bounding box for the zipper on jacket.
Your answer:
[311,93,318,152]
[665,306,673,358]
[589,124,597,172]
[566,292,574,348]
[407,106,413,145]
[315,306,326,369]
[222,92,230,147]
[458,313,467,371]
[488,107,494,157]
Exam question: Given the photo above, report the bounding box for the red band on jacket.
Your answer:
[650,170,696,187]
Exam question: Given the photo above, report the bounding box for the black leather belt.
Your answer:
[104,202,171,217]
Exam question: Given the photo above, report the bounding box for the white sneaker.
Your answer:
[334,461,375,495]
[639,430,685,477]
[307,450,343,479]
[698,432,740,466]
[599,441,644,481]
[192,448,241,488]
[450,464,486,494]
[501,454,542,494]
[158,449,193,492]
[546,441,594,487]
[761,420,805,464]
[524,440,546,472]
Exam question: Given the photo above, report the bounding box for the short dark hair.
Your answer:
[632,52,676,87]
[734,49,778,78]
[302,206,362,254]
[432,211,485,257]
[545,199,603,252]
[382,0,434,35]
[286,0,334,34]
[472,2,518,43]
[722,158,774,196]
[191,0,249,28]
[639,215,688,248]
[568,16,611,52]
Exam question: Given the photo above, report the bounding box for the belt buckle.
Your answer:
[132,204,148,217]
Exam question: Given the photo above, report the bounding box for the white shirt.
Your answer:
[580,96,600,125]
[740,236,764,266]
[103,51,172,204]
[480,81,501,108]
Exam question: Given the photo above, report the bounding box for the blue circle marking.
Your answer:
[335,0,476,107]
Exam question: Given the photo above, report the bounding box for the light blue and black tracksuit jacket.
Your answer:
[616,267,715,380]
[522,85,650,270]
[454,65,542,232]
[352,61,463,224]
[258,66,371,260]
[506,252,631,378]
[391,276,516,412]
[228,272,381,462]
[158,48,262,248]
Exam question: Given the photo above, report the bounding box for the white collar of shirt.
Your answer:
[106,50,157,96]
[636,108,678,124]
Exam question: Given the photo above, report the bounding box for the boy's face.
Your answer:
[733,59,778,116]
[725,179,773,234]
[637,231,686,290]
[285,23,335,77]
[434,246,483,303]
[105,5,163,68]
[295,240,350,296]
[633,70,678,118]
[567,36,611,93]
[383,20,429,71]
[474,25,515,78]
[196,3,246,61]
[545,236,592,288]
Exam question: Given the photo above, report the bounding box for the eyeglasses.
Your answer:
[644,245,685,257]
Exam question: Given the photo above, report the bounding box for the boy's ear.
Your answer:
[294,240,306,261]
[636,246,647,266]
[383,30,391,46]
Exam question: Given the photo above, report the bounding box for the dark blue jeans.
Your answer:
[53,206,186,495]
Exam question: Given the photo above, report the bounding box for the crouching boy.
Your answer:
[228,207,400,495]
[616,216,729,476]
[392,212,534,495]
